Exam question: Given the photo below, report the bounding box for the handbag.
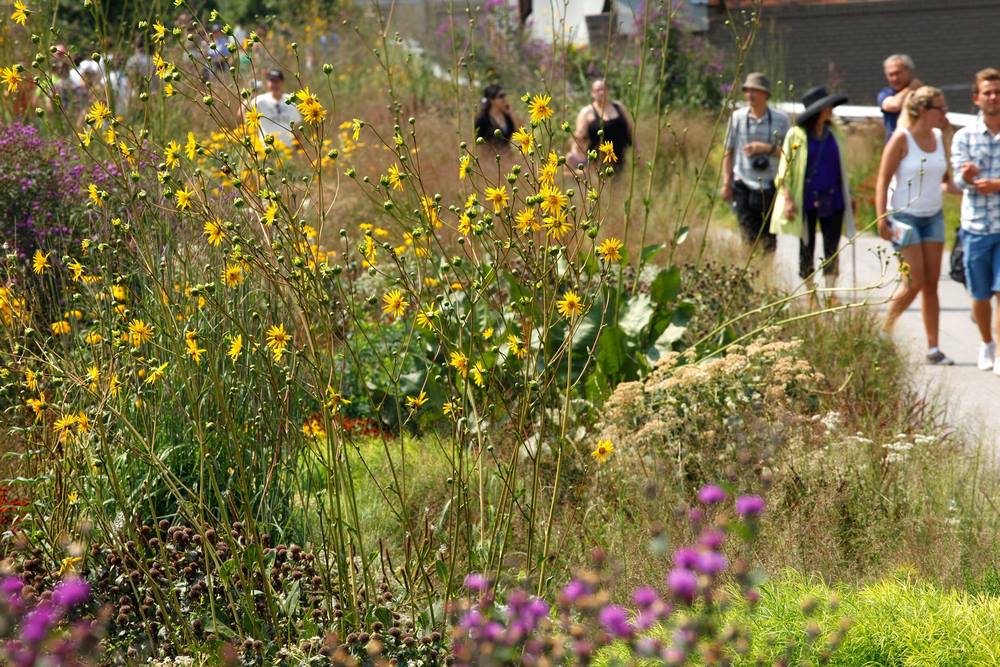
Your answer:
[949,228,966,285]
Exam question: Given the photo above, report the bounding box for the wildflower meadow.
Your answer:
[3,1,1000,665]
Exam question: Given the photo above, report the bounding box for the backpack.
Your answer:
[949,228,966,285]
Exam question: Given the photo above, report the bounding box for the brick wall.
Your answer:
[708,0,1000,113]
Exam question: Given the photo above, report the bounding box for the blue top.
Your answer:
[877,86,900,143]
[804,129,844,215]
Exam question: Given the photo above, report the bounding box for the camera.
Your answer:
[751,154,771,171]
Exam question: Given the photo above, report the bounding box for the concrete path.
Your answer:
[774,233,1000,455]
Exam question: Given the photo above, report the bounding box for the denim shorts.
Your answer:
[888,210,946,250]
[962,231,1000,301]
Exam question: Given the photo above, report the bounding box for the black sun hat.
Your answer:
[796,86,848,126]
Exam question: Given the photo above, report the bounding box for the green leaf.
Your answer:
[280,580,301,618]
[596,325,626,379]
[202,617,236,639]
[641,243,664,265]
[371,606,394,627]
[650,266,682,306]
[647,323,687,363]
[674,225,689,246]
[619,294,654,339]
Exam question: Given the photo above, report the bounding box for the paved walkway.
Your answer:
[774,233,1000,456]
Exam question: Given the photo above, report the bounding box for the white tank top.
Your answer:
[888,128,946,216]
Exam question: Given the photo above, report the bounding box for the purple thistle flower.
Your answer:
[666,568,698,603]
[672,547,699,569]
[21,603,58,644]
[1,576,24,598]
[598,604,634,639]
[51,578,90,609]
[735,495,766,518]
[632,586,659,608]
[698,528,726,550]
[463,572,489,592]
[697,484,727,505]
[694,551,727,576]
[560,579,590,604]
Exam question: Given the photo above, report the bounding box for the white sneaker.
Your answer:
[979,341,996,371]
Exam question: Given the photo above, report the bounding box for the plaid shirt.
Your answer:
[951,113,1000,234]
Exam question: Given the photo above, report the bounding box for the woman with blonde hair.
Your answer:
[876,85,956,364]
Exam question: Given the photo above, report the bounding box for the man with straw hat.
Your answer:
[721,72,791,255]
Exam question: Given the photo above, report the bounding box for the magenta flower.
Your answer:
[52,578,90,609]
[560,579,590,604]
[632,586,659,608]
[672,547,699,569]
[21,603,58,644]
[666,568,698,603]
[735,495,766,518]
[463,573,489,592]
[598,604,634,639]
[694,551,727,576]
[697,484,727,505]
[698,528,726,550]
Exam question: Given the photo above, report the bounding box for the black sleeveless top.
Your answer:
[475,111,514,147]
[587,102,632,164]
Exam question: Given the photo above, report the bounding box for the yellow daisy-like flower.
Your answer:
[449,351,469,378]
[543,209,573,240]
[54,413,78,443]
[31,249,50,275]
[471,361,486,388]
[266,323,291,361]
[485,185,509,212]
[295,87,327,125]
[528,94,554,123]
[351,118,363,141]
[591,439,615,464]
[174,186,194,211]
[382,289,408,319]
[416,306,438,330]
[126,318,153,348]
[26,392,45,419]
[556,290,584,319]
[185,132,197,160]
[511,127,533,153]
[84,100,110,127]
[84,331,103,345]
[459,154,471,180]
[360,235,377,266]
[458,210,474,236]
[227,334,243,361]
[77,128,92,147]
[221,263,245,288]
[145,361,168,385]
[406,390,428,410]
[152,21,166,43]
[75,411,89,434]
[597,237,624,262]
[50,320,71,336]
[386,164,404,191]
[0,66,21,93]
[10,0,28,26]
[204,218,226,246]
[25,369,37,391]
[507,334,528,359]
[262,201,278,225]
[86,366,100,392]
[111,284,126,302]
[185,334,206,364]
[164,140,181,169]
[67,258,84,281]
[515,207,539,233]
[57,556,82,577]
[539,185,567,215]
[598,140,618,164]
[87,183,102,207]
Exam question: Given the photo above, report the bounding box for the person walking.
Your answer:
[474,84,515,149]
[568,78,635,172]
[876,86,955,365]
[771,86,855,302]
[951,68,1000,374]
[252,69,301,149]
[878,54,921,142]
[721,72,790,254]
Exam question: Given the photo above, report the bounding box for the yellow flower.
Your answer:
[126,318,154,348]
[556,290,584,319]
[57,556,82,578]
[204,218,225,246]
[174,185,194,211]
[25,368,37,391]
[75,412,89,434]
[221,263,245,288]
[325,385,351,413]
[515,207,539,233]
[449,351,469,378]
[67,258,84,281]
[591,439,615,464]
[145,362,168,385]
[266,323,291,361]
[471,362,486,388]
[10,0,28,26]
[350,118,363,141]
[597,237,624,262]
[539,185,567,215]
[54,413,78,443]
[382,289,408,319]
[84,100,110,127]
[295,87,327,125]
[485,185,509,212]
[458,210,474,236]
[416,306,438,330]
[598,140,618,164]
[32,249,50,275]
[360,235,377,266]
[442,400,458,417]
[152,21,166,42]
[227,334,242,361]
[77,128,92,147]
[406,390,428,410]
[511,127,534,153]
[87,184,102,207]
[459,154,471,180]
[507,334,528,359]
[0,66,21,93]
[84,331,103,345]
[86,366,100,392]
[185,334,206,364]
[262,201,278,225]
[543,209,573,240]
[26,392,45,419]
[528,94,554,123]
[386,164,403,191]
[164,140,181,169]
[67,490,79,504]
[184,132,197,160]
[108,373,120,397]
[51,320,71,335]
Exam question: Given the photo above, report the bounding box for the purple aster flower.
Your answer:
[52,578,90,608]
[21,603,58,644]
[672,547,699,569]
[632,586,659,608]
[697,484,727,505]
[735,495,766,518]
[694,551,727,576]
[666,568,698,603]
[560,579,590,604]
[598,604,634,639]
[463,573,489,592]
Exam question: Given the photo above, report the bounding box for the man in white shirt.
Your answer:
[252,69,301,149]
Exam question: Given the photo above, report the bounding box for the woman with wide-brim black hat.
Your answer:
[771,86,857,303]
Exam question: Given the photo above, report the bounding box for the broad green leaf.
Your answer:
[674,225,690,246]
[650,266,682,305]
[640,243,664,265]
[619,294,654,339]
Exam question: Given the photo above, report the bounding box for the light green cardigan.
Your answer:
[770,124,856,239]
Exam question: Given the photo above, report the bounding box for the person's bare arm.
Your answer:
[875,131,907,239]
[720,150,734,201]
[880,79,922,113]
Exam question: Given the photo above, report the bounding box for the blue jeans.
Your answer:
[962,231,1000,301]
[888,210,945,251]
